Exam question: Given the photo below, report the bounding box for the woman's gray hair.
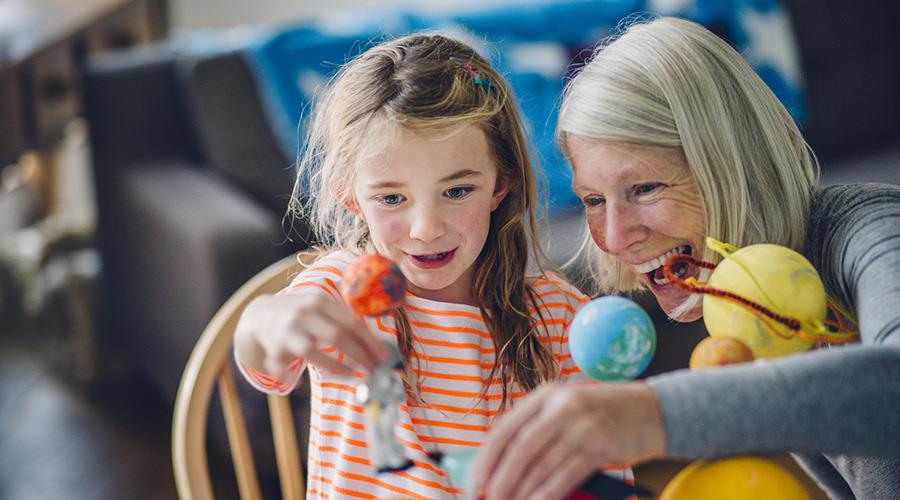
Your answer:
[559,16,817,317]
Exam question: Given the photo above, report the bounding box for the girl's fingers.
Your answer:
[263,349,301,383]
[302,348,353,376]
[507,430,574,500]
[473,385,551,496]
[529,455,596,500]
[263,356,288,383]
[282,331,355,376]
[319,301,388,363]
[488,398,565,499]
[298,312,376,371]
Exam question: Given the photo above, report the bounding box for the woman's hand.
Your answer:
[472,382,667,500]
[234,294,387,380]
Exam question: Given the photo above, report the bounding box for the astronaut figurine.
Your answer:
[356,342,413,473]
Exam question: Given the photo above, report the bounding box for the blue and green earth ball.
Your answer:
[569,296,657,381]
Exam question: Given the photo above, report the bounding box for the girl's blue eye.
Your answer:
[635,183,661,195]
[583,195,605,207]
[446,186,473,199]
[378,194,404,205]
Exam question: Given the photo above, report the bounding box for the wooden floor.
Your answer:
[0,332,177,500]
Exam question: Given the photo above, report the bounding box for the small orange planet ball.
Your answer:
[341,254,406,316]
[689,337,755,370]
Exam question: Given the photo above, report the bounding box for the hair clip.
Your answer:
[449,56,492,92]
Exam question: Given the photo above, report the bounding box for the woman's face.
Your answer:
[568,136,706,321]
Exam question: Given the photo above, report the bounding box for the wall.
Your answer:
[167,0,536,32]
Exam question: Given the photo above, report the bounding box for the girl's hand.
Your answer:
[472,382,667,500]
[235,294,388,380]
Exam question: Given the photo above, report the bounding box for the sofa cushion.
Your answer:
[177,50,296,216]
[103,161,289,398]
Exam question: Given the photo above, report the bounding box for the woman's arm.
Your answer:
[649,344,900,457]
[654,183,900,458]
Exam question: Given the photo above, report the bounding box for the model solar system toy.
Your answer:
[659,456,811,499]
[341,253,406,317]
[342,254,650,498]
[421,292,654,499]
[567,295,657,381]
[340,254,412,472]
[656,237,859,498]
[560,237,860,498]
[662,237,859,365]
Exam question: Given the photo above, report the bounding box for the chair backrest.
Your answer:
[172,253,312,499]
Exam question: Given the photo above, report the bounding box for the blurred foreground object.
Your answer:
[568,296,656,381]
[660,456,810,499]
[689,337,755,370]
[340,254,406,317]
[664,238,858,361]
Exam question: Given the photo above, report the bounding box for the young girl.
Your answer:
[234,33,633,499]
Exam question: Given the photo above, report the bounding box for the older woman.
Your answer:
[472,17,900,500]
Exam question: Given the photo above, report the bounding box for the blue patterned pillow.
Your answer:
[241,0,805,212]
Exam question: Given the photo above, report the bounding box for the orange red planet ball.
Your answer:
[689,337,755,370]
[341,254,407,316]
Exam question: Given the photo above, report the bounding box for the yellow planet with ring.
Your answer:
[660,456,810,499]
[703,244,825,359]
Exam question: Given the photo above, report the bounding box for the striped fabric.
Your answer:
[236,251,634,499]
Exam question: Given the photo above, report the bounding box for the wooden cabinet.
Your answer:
[26,43,79,149]
[0,65,27,160]
[0,0,167,165]
[85,0,162,53]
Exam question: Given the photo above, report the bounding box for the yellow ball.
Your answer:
[703,244,825,359]
[660,457,810,500]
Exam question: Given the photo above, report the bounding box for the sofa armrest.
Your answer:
[84,45,201,174]
[177,50,294,215]
[97,160,292,399]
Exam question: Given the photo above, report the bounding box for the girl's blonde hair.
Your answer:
[558,17,817,317]
[290,33,556,408]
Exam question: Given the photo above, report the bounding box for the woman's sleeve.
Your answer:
[647,184,900,457]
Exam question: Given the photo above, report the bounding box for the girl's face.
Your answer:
[352,125,508,305]
[568,136,706,321]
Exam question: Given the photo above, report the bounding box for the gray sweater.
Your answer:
[648,183,900,499]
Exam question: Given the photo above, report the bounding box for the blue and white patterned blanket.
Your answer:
[235,0,804,211]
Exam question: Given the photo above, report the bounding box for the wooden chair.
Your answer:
[172,254,310,500]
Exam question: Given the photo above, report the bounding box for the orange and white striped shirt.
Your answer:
[237,251,633,499]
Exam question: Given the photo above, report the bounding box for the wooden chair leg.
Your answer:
[219,364,262,500]
[269,394,306,500]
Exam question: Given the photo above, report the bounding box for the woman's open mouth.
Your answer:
[409,249,455,269]
[634,245,694,286]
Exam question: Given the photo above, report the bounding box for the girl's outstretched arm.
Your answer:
[235,293,386,380]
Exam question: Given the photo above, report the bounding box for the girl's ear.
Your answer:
[343,196,361,216]
[335,181,362,216]
[490,176,511,212]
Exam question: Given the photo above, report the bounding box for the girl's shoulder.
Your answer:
[279,249,358,299]
[297,249,357,275]
[528,272,590,308]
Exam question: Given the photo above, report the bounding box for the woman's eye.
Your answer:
[583,195,605,207]
[446,186,473,199]
[635,183,662,195]
[376,194,405,205]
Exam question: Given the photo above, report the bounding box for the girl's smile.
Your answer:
[407,249,456,269]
